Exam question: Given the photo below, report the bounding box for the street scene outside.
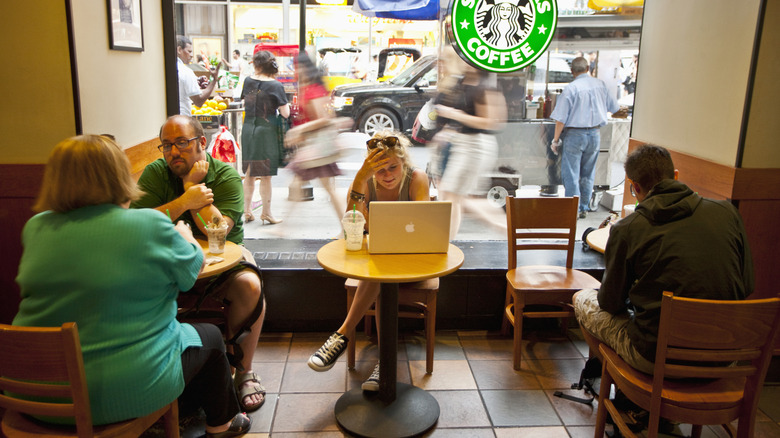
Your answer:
[242,131,612,241]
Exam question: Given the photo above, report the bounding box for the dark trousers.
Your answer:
[180,323,240,427]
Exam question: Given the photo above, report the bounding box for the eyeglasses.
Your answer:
[366,136,399,150]
[629,182,636,197]
[158,137,198,153]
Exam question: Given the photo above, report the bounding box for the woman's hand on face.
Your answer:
[356,148,390,183]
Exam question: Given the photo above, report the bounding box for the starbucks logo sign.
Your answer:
[448,0,558,73]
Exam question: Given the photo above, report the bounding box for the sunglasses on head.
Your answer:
[366,136,399,150]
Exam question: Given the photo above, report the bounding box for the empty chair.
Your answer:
[0,322,179,438]
[595,291,780,438]
[502,196,601,370]
[345,277,438,373]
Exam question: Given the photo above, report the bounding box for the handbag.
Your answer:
[290,124,344,169]
[276,116,293,168]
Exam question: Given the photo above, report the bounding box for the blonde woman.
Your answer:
[307,131,429,391]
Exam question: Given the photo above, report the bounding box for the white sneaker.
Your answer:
[362,363,380,392]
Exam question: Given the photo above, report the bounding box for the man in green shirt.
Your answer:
[132,115,267,412]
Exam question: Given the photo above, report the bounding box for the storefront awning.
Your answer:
[352,0,439,21]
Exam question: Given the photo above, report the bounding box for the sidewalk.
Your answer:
[243,182,614,241]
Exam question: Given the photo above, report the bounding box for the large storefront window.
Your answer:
[172,0,642,241]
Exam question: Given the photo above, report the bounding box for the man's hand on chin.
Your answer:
[180,184,214,211]
[183,160,209,186]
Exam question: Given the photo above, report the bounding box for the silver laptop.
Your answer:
[368,201,452,254]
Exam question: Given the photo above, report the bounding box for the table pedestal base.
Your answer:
[334,383,439,438]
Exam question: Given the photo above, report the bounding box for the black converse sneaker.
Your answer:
[308,332,349,371]
[362,363,380,392]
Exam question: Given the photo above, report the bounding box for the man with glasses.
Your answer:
[132,115,267,413]
[572,144,753,375]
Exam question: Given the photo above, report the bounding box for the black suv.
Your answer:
[329,55,438,137]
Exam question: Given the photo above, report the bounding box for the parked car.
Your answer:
[329,55,438,137]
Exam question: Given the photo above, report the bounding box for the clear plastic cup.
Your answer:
[341,211,365,251]
[205,223,229,254]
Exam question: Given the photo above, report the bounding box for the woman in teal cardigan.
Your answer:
[13,134,250,437]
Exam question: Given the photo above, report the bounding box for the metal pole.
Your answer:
[299,0,306,52]
[282,0,290,44]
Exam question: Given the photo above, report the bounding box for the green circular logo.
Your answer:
[448,0,558,73]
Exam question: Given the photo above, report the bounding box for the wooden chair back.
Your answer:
[650,291,780,431]
[0,322,180,438]
[0,322,94,436]
[505,196,579,270]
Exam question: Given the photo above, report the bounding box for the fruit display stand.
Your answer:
[194,114,224,130]
[192,98,229,129]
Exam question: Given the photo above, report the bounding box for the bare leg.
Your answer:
[440,191,463,240]
[242,166,256,222]
[259,176,281,224]
[460,197,507,234]
[337,280,380,336]
[224,270,266,410]
[319,176,345,220]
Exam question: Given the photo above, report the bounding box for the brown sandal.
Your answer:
[234,371,266,412]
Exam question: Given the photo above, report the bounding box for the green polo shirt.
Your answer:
[132,154,245,244]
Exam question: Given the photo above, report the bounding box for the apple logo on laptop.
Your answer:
[405,222,415,233]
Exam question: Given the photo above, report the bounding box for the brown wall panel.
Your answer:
[125,138,162,181]
[737,200,780,300]
[0,164,45,324]
[625,139,735,203]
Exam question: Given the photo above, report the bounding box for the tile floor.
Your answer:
[167,327,780,437]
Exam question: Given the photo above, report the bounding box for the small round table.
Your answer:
[316,239,464,438]
[196,239,243,279]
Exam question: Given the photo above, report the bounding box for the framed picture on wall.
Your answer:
[107,0,144,51]
[191,36,225,67]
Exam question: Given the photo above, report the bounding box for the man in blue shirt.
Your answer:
[550,57,619,218]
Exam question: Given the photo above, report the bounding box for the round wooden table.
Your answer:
[317,239,464,438]
[196,239,243,279]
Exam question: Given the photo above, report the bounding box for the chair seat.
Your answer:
[602,345,745,411]
[345,277,439,374]
[507,265,601,291]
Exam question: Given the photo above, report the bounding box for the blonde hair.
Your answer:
[34,134,143,213]
[368,130,415,170]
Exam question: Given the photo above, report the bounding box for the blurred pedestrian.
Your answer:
[549,56,619,219]
[239,50,290,224]
[433,47,507,239]
[282,53,352,231]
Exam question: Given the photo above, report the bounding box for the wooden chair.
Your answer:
[345,277,438,373]
[595,292,780,438]
[0,322,179,438]
[502,196,601,370]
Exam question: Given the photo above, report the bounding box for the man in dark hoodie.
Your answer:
[573,144,754,373]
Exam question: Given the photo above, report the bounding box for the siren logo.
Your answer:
[449,0,557,73]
